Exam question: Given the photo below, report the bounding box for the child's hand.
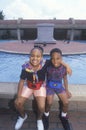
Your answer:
[67,67,72,76]
[66,90,72,99]
[60,61,72,76]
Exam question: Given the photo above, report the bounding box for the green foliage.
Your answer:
[0,10,5,20]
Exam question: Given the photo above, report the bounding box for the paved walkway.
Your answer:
[0,40,86,130]
[0,108,86,130]
[0,40,86,55]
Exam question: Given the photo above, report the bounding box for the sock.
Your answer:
[37,120,44,130]
[44,112,49,116]
[61,112,67,117]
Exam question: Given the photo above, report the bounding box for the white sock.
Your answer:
[44,112,49,116]
[37,120,44,130]
[61,112,67,117]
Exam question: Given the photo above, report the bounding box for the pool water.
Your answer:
[0,52,86,84]
[0,40,17,43]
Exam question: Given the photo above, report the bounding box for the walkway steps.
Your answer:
[0,108,74,130]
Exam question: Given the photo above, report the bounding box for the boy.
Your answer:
[43,48,72,130]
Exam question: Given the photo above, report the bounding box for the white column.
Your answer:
[70,29,74,41]
[17,28,21,40]
[69,18,75,41]
[17,18,22,40]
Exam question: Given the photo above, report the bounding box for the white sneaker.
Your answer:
[15,114,27,130]
[37,120,44,130]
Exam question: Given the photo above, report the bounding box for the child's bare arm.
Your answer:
[63,75,72,98]
[17,79,24,97]
[61,61,72,76]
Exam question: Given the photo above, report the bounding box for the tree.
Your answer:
[0,10,5,20]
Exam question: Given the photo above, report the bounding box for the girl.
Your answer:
[14,46,46,130]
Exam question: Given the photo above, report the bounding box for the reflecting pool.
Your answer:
[0,52,86,84]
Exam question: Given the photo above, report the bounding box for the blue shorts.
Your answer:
[46,86,65,95]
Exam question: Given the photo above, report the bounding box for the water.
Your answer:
[63,55,86,84]
[0,40,18,44]
[75,40,86,44]
[0,52,86,84]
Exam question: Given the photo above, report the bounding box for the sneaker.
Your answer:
[59,115,71,130]
[15,113,27,130]
[42,114,49,130]
[37,120,44,130]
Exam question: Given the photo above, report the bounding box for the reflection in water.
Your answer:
[0,52,86,84]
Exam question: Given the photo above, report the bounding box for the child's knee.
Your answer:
[63,100,69,107]
[14,98,23,108]
[37,102,45,112]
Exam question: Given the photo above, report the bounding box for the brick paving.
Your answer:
[0,40,86,130]
[0,40,86,55]
[0,108,86,130]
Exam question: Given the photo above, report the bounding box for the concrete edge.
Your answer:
[0,49,86,55]
[0,82,86,111]
[0,82,86,100]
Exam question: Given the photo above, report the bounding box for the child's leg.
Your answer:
[35,96,46,130]
[58,92,69,115]
[35,96,46,119]
[45,87,55,114]
[45,95,54,113]
[43,86,55,130]
[42,95,54,130]
[34,86,46,130]
[15,96,27,117]
[58,92,71,130]
[15,86,33,117]
[14,86,33,130]
[58,99,63,117]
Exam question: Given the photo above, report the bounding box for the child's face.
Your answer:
[51,52,62,67]
[30,49,43,67]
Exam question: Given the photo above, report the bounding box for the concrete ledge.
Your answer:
[0,82,86,111]
[0,82,18,99]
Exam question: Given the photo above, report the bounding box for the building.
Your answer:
[0,18,86,42]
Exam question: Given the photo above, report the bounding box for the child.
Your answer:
[14,46,72,130]
[42,48,72,130]
[14,46,46,130]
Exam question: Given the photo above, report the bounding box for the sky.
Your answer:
[0,0,86,20]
